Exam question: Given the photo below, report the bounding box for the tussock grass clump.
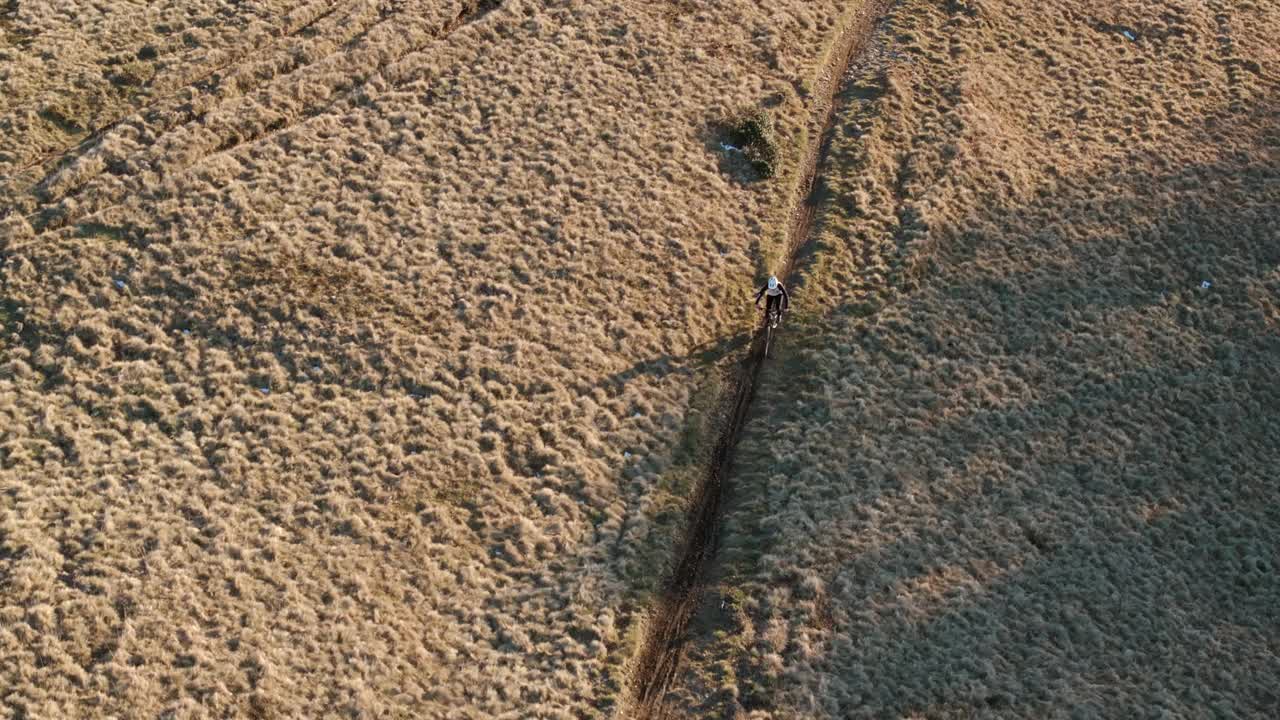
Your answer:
[106,59,156,88]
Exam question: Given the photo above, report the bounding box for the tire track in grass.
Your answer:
[623,2,892,717]
[24,0,384,203]
[25,0,503,235]
[176,0,506,183]
[5,0,345,179]
[6,0,342,119]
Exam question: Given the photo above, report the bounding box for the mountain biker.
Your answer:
[753,275,789,326]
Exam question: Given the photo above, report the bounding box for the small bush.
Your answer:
[726,108,781,179]
[109,60,155,87]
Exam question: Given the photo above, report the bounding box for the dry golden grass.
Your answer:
[0,0,340,181]
[663,0,1280,716]
[0,0,866,716]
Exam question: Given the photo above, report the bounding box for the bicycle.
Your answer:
[763,305,783,358]
[754,276,790,359]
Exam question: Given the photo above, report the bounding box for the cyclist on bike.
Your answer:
[753,275,789,327]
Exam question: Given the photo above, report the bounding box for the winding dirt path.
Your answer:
[622,2,892,716]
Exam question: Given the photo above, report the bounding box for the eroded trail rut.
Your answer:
[624,3,891,716]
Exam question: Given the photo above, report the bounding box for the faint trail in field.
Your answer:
[5,0,344,177]
[25,0,503,235]
[272,0,506,134]
[25,0,382,201]
[4,0,340,119]
[622,2,892,717]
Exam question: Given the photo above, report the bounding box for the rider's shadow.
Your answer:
[602,332,752,392]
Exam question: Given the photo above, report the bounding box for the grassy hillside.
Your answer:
[0,0,332,179]
[0,0,863,716]
[667,0,1280,716]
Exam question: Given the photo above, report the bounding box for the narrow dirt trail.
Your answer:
[623,2,892,717]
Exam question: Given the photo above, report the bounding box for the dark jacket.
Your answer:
[754,282,789,307]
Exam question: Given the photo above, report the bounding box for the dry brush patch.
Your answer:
[664,0,1280,717]
[0,0,879,717]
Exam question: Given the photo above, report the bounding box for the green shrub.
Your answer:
[726,108,780,179]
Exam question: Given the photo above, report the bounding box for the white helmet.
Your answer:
[767,275,779,290]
